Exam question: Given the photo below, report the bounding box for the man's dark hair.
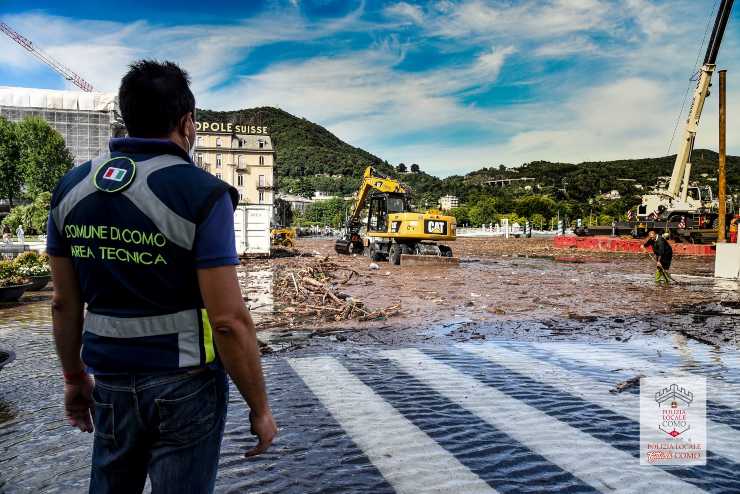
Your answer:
[119,60,195,137]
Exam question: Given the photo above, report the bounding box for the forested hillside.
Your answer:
[196,107,388,177]
[196,106,738,209]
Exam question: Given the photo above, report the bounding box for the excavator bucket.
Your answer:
[400,254,459,267]
[334,239,351,255]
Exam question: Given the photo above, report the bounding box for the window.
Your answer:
[216,137,221,147]
[196,153,203,165]
[216,154,222,168]
[259,190,264,204]
[238,155,246,168]
[197,136,203,146]
[259,155,265,165]
[258,140,264,149]
[237,174,244,187]
[216,173,222,180]
[239,192,244,202]
[368,196,387,232]
[259,174,265,187]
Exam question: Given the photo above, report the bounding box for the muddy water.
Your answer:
[4,300,740,493]
[0,298,392,493]
[2,246,740,492]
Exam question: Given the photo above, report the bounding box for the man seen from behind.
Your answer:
[48,60,277,494]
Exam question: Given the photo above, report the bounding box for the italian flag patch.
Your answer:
[103,167,127,182]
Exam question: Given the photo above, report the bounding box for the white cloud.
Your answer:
[0,7,365,93]
[384,2,425,24]
[2,0,739,178]
[379,76,740,177]
[533,37,598,58]
[204,42,514,141]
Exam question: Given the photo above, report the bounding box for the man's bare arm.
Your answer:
[50,255,94,433]
[198,265,277,457]
[50,256,85,374]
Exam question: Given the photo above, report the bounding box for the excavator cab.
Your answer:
[367,193,409,233]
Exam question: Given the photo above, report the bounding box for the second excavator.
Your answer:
[335,166,457,265]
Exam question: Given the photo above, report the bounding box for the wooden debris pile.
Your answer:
[256,257,400,329]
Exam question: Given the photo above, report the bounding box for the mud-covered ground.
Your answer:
[244,237,738,350]
[1,237,739,493]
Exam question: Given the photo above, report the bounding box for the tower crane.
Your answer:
[0,21,95,92]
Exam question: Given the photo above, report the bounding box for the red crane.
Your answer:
[0,21,95,92]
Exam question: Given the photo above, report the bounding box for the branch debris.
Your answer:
[253,257,400,330]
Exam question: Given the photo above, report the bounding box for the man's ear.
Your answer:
[178,112,192,138]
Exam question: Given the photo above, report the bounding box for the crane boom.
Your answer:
[0,22,94,92]
[666,0,734,200]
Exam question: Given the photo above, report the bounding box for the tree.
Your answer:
[295,179,315,199]
[1,192,52,234]
[0,117,23,206]
[468,196,498,226]
[410,163,420,173]
[273,197,293,226]
[515,195,556,222]
[397,163,407,173]
[17,117,73,197]
[449,206,470,226]
[297,198,349,227]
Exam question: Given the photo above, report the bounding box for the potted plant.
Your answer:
[0,260,32,302]
[14,252,51,291]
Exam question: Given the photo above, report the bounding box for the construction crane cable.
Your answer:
[666,0,720,155]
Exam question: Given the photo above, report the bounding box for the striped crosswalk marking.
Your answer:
[459,343,740,464]
[383,349,704,494]
[533,342,740,411]
[288,356,498,494]
[652,344,740,372]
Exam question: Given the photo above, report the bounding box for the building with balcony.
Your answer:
[193,124,274,207]
[439,195,459,211]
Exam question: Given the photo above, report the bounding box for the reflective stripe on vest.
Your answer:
[51,154,196,250]
[84,309,216,367]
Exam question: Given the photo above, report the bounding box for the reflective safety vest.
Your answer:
[50,140,237,374]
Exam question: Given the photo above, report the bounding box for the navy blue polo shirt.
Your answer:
[47,138,238,270]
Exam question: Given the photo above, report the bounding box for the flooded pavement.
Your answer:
[2,293,740,492]
[1,238,739,492]
[259,239,739,349]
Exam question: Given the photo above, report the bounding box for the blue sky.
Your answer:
[1,0,739,176]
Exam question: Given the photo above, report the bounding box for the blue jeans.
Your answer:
[90,368,228,494]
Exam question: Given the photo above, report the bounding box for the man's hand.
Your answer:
[64,374,94,433]
[246,409,278,457]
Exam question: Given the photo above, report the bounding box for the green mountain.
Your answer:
[196,107,389,178]
[461,150,740,203]
[196,106,738,205]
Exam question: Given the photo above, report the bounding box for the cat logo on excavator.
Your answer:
[426,220,446,235]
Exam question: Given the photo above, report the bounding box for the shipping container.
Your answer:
[234,205,271,256]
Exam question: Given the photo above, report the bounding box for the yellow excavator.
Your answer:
[335,166,457,265]
[271,227,296,248]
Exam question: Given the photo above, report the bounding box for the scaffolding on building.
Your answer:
[0,86,120,165]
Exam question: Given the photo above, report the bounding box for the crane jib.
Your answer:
[704,0,735,65]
